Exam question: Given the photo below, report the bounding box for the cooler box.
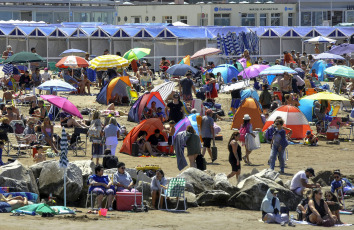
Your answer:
[326,128,339,140]
[157,142,173,154]
[258,131,266,143]
[115,192,142,211]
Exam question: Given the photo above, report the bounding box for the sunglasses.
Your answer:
[334,176,340,179]
[318,193,323,195]
[120,167,126,169]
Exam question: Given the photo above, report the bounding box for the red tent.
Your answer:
[128,92,166,122]
[120,118,167,155]
[262,105,311,139]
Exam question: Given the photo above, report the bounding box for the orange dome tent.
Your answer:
[120,118,168,155]
[96,76,131,105]
[231,97,264,130]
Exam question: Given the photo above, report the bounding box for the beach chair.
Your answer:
[158,178,186,212]
[126,86,139,106]
[331,105,340,117]
[71,127,88,156]
[8,133,31,157]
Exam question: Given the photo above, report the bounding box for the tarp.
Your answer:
[120,118,167,155]
[231,97,264,130]
[96,76,131,105]
[299,99,315,122]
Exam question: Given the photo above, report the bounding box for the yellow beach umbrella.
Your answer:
[302,92,349,101]
[89,55,129,71]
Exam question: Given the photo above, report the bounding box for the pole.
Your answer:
[69,0,71,22]
[64,168,67,207]
[330,0,333,26]
[298,0,301,26]
[46,37,49,67]
[176,38,179,65]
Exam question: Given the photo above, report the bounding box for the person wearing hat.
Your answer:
[179,71,196,103]
[239,114,255,165]
[261,188,291,226]
[2,45,13,60]
[201,109,215,162]
[304,130,318,146]
[269,118,288,173]
[290,168,320,196]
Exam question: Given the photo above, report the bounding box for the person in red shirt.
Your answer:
[205,72,218,99]
[283,51,294,66]
[311,69,318,81]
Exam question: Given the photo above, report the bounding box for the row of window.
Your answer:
[214,13,293,26]
[118,15,188,24]
[300,11,354,26]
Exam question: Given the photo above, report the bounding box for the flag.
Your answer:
[179,55,191,66]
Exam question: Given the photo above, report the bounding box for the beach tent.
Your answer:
[96,76,131,105]
[262,105,311,139]
[311,60,327,81]
[299,99,315,122]
[128,92,165,122]
[173,113,199,139]
[241,88,262,110]
[120,118,167,155]
[231,98,264,130]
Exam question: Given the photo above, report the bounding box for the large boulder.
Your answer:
[228,175,301,211]
[177,168,214,194]
[238,167,259,182]
[38,161,83,204]
[164,191,198,210]
[213,173,238,195]
[0,161,38,194]
[71,160,95,207]
[30,160,56,180]
[313,171,333,186]
[196,190,230,206]
[255,169,279,181]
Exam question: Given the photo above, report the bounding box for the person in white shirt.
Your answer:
[42,68,51,82]
[290,168,320,196]
[300,52,309,66]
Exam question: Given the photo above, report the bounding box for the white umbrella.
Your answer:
[304,36,336,44]
[151,81,176,100]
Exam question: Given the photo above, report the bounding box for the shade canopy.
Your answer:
[259,65,297,76]
[89,55,129,70]
[56,56,89,68]
[4,52,45,64]
[166,64,198,76]
[324,66,354,79]
[304,36,336,44]
[238,64,270,79]
[123,48,151,61]
[314,53,345,60]
[37,80,77,92]
[191,48,221,59]
[302,92,349,101]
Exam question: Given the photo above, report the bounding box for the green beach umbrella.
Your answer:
[4,51,45,64]
[324,65,354,79]
[123,48,151,61]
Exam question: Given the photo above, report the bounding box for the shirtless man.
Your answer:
[5,106,18,122]
[278,72,292,104]
[78,74,95,95]
[0,194,28,213]
[2,88,13,104]
[2,45,14,60]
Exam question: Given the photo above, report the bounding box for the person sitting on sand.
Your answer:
[331,170,354,197]
[59,112,88,128]
[304,130,318,146]
[89,164,115,211]
[261,188,292,226]
[5,106,18,122]
[150,169,167,209]
[324,191,343,224]
[33,145,46,163]
[78,73,95,95]
[136,131,156,156]
[296,188,312,221]
[0,194,28,213]
[290,168,320,196]
[113,162,137,193]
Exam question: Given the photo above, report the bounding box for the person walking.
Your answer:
[185,125,201,168]
[269,118,288,174]
[201,109,215,162]
[227,131,242,184]
[240,114,255,165]
[104,117,120,156]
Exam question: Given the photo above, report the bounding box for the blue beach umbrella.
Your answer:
[212,64,239,83]
[259,65,297,76]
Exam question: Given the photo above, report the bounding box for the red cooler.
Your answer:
[326,129,339,140]
[157,142,173,154]
[115,192,142,211]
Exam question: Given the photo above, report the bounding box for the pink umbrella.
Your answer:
[40,95,83,119]
[238,64,270,79]
[237,58,247,69]
[191,48,221,59]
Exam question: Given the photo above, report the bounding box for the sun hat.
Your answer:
[269,188,278,194]
[243,114,251,120]
[44,67,48,71]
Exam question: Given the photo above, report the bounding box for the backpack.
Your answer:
[239,123,250,142]
[88,125,101,143]
[196,154,207,170]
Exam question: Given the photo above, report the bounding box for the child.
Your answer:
[164,120,176,155]
[0,141,4,166]
[304,130,318,146]
[156,107,165,122]
[33,145,46,163]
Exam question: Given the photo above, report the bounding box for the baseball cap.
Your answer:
[306,130,311,135]
[305,168,315,177]
[269,188,278,194]
[44,67,48,71]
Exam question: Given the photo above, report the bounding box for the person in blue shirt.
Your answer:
[0,141,4,166]
[331,170,354,197]
[269,118,289,174]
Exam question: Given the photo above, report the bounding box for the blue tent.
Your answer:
[311,60,327,81]
[299,99,315,122]
[211,64,239,83]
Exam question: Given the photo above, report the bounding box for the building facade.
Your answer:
[0,0,116,24]
[116,3,297,27]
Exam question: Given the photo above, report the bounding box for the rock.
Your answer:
[104,168,117,176]
[177,168,214,194]
[0,176,30,193]
[0,161,38,194]
[316,178,328,187]
[313,171,333,186]
[284,180,291,189]
[255,169,279,181]
[38,161,83,204]
[213,173,238,195]
[185,182,195,194]
[185,191,198,207]
[251,168,259,175]
[196,190,230,206]
[126,168,137,179]
[137,171,152,183]
[228,175,301,211]
[30,160,56,180]
[275,177,284,187]
[136,181,151,200]
[71,160,95,207]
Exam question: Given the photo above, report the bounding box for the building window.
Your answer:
[162,16,172,23]
[288,13,293,26]
[152,16,155,22]
[118,17,121,22]
[177,16,187,24]
[131,16,141,23]
[241,13,255,26]
[74,12,90,22]
[214,13,230,26]
[37,12,53,23]
[301,12,311,26]
[348,11,354,23]
[260,13,267,26]
[199,13,208,26]
[0,12,13,21]
[145,16,149,22]
[312,11,323,26]
[271,13,280,26]
[54,12,69,23]
[124,16,127,22]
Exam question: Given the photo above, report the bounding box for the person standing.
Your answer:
[230,78,242,115]
[179,72,196,103]
[104,117,120,156]
[31,68,42,87]
[185,125,201,168]
[227,131,242,184]
[259,85,272,113]
[290,168,320,196]
[201,109,215,162]
[88,111,104,165]
[278,72,292,104]
[2,45,13,60]
[300,52,309,66]
[165,94,184,123]
[269,119,288,174]
[240,114,255,165]
[42,68,51,82]
[30,47,39,74]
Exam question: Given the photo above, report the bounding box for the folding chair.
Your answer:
[158,178,186,212]
[126,86,139,106]
[331,105,340,117]
[72,127,88,156]
[8,133,32,157]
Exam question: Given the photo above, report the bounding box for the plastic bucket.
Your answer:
[99,208,107,216]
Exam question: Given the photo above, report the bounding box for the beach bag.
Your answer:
[88,125,101,143]
[245,133,260,151]
[211,140,217,161]
[131,142,139,156]
[239,123,250,142]
[196,154,207,171]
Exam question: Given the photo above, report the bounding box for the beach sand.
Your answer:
[1,78,353,229]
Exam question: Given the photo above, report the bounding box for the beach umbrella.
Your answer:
[179,55,191,65]
[212,64,239,83]
[151,81,176,100]
[302,92,349,101]
[166,64,198,76]
[89,55,129,71]
[238,58,247,69]
[259,65,297,76]
[59,49,86,57]
[123,48,151,61]
[4,51,45,64]
[232,33,242,56]
[262,105,311,139]
[37,80,77,93]
[191,48,222,60]
[216,34,222,52]
[56,55,89,68]
[12,203,57,215]
[173,113,200,139]
[304,36,336,44]
[2,63,13,75]
[314,53,345,60]
[327,43,354,55]
[40,95,83,118]
[59,127,69,207]
[324,66,354,79]
[238,64,270,79]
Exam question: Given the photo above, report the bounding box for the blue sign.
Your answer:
[285,7,293,11]
[214,7,232,12]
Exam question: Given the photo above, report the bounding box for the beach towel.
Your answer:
[1,192,38,203]
[293,220,352,227]
[174,131,188,171]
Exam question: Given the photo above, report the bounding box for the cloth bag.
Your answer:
[245,132,261,151]
[196,154,206,170]
[211,140,217,161]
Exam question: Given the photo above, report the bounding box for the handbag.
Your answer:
[211,139,217,161]
[196,154,207,171]
[131,142,139,156]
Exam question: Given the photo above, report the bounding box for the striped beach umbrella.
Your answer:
[324,66,354,79]
[151,81,177,101]
[232,33,241,56]
[56,55,89,68]
[262,105,311,139]
[217,34,222,52]
[227,32,235,55]
[2,63,13,75]
[89,55,129,71]
[59,127,68,168]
